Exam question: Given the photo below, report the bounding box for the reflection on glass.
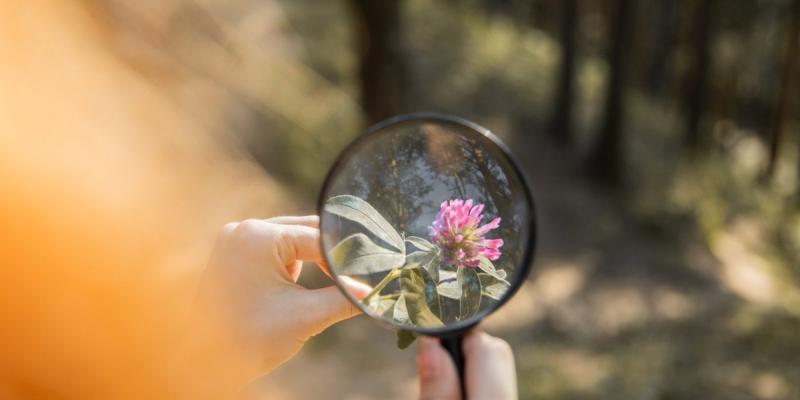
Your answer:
[320,122,530,328]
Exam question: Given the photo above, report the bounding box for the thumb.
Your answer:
[418,337,461,400]
[296,277,371,337]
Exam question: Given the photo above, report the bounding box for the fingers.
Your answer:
[291,275,374,336]
[296,285,363,337]
[463,330,517,400]
[220,216,319,244]
[338,276,372,300]
[220,221,240,236]
[232,219,321,263]
[273,227,322,277]
[222,217,330,281]
[218,216,369,330]
[417,337,461,400]
[264,215,319,228]
[316,259,332,278]
[287,260,303,282]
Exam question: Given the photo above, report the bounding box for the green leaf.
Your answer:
[366,294,398,318]
[329,233,405,275]
[325,195,404,252]
[404,249,440,282]
[396,330,418,349]
[482,282,509,300]
[361,268,402,306]
[419,267,442,318]
[393,294,409,324]
[406,236,435,251]
[405,250,438,269]
[400,268,444,328]
[437,269,459,299]
[370,296,398,319]
[475,255,510,284]
[439,269,457,282]
[478,273,510,300]
[425,262,440,284]
[437,279,461,300]
[457,267,482,321]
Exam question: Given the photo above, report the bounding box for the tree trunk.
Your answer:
[550,0,578,145]
[685,0,713,150]
[766,0,799,179]
[587,0,631,185]
[350,0,407,124]
[647,0,676,95]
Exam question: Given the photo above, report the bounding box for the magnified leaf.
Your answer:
[457,267,482,321]
[374,296,398,319]
[396,329,417,349]
[475,255,510,284]
[439,269,457,282]
[482,282,509,301]
[478,273,511,300]
[367,294,396,315]
[367,295,380,311]
[437,269,459,299]
[329,233,405,275]
[393,294,409,324]
[425,262,440,284]
[400,268,444,328]
[404,249,440,282]
[406,236,435,252]
[419,267,442,318]
[405,250,437,269]
[325,195,404,251]
[437,279,461,300]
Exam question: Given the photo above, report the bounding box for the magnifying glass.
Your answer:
[318,112,536,395]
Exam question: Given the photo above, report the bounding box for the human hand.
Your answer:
[201,216,371,380]
[417,330,517,400]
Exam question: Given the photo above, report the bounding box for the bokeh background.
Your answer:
[3,0,800,399]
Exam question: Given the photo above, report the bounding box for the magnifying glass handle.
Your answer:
[440,335,466,399]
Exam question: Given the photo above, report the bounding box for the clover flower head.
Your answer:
[428,198,503,268]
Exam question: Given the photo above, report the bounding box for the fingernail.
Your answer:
[339,276,372,299]
[417,337,440,380]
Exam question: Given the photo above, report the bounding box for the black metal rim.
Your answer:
[316,112,538,337]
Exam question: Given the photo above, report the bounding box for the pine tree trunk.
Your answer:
[647,0,676,95]
[766,0,799,178]
[587,0,631,185]
[685,0,713,150]
[551,0,578,145]
[351,0,407,124]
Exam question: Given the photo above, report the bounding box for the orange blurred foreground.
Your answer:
[0,1,287,398]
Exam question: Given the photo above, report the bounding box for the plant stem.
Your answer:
[362,268,401,305]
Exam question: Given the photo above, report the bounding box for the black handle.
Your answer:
[440,334,466,399]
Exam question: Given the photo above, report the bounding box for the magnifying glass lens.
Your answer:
[319,115,535,335]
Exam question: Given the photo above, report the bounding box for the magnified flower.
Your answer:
[429,198,503,268]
